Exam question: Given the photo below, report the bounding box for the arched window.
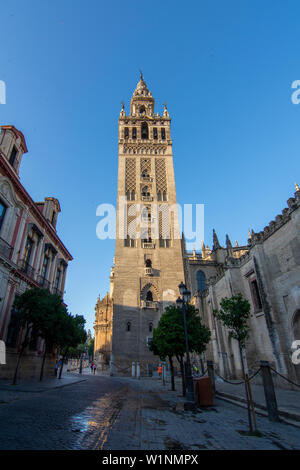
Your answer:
[142,186,150,197]
[139,106,146,115]
[196,270,206,293]
[141,122,149,139]
[146,291,153,302]
[126,322,131,332]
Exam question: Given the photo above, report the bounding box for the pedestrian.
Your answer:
[93,362,97,375]
[90,361,94,374]
[158,364,162,379]
[54,360,58,377]
[193,363,199,376]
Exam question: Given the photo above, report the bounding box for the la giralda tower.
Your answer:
[110,73,185,375]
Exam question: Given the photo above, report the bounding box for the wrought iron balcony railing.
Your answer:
[144,267,153,276]
[0,237,13,260]
[19,259,35,279]
[142,242,155,249]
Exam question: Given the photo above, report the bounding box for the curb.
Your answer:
[0,378,87,394]
[216,391,300,429]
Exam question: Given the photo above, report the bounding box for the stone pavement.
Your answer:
[103,376,300,450]
[0,373,299,450]
[215,378,300,422]
[0,369,88,404]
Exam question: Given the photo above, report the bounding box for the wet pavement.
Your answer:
[0,373,300,450]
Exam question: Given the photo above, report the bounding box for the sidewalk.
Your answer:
[103,376,300,450]
[0,370,87,404]
[215,379,300,424]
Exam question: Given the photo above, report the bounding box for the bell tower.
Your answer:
[109,73,185,375]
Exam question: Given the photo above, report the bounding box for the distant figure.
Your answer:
[193,363,199,376]
[90,362,94,374]
[54,360,58,377]
[93,362,97,375]
[158,364,162,379]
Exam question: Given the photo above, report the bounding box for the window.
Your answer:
[145,259,152,268]
[157,191,161,201]
[124,127,129,138]
[0,202,7,230]
[250,279,262,311]
[139,106,146,115]
[146,291,153,302]
[153,128,158,139]
[196,270,206,293]
[159,238,170,248]
[149,322,153,333]
[161,128,166,140]
[132,127,137,139]
[41,256,49,280]
[23,237,34,265]
[126,322,131,332]
[9,146,18,168]
[141,122,148,139]
[162,191,167,201]
[55,269,61,290]
[142,186,150,197]
[124,236,135,247]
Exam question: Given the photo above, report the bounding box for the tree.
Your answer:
[57,314,86,379]
[150,304,211,395]
[213,293,255,432]
[12,288,65,384]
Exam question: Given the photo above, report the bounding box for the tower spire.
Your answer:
[212,229,221,250]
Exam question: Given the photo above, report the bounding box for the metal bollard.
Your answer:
[260,361,280,422]
[132,361,136,378]
[207,360,216,395]
[136,362,140,380]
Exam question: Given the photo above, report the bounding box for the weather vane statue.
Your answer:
[139,69,143,80]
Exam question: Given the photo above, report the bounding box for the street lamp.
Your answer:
[176,282,194,407]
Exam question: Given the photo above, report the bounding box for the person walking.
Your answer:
[158,364,162,379]
[90,361,94,374]
[92,362,97,375]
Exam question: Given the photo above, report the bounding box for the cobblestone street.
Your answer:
[0,372,299,450]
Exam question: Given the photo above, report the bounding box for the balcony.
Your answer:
[141,176,153,182]
[0,237,13,260]
[37,275,51,290]
[19,259,35,279]
[141,195,153,202]
[141,300,158,309]
[142,242,155,249]
[144,267,153,276]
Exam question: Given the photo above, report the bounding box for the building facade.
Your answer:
[184,186,300,387]
[94,75,185,374]
[0,125,72,380]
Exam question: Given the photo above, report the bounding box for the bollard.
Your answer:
[162,361,166,386]
[260,361,280,422]
[136,362,140,380]
[110,354,114,376]
[132,361,136,378]
[207,360,216,395]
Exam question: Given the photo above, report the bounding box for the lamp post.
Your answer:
[176,281,194,406]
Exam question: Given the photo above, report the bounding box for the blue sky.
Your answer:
[1,0,300,332]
